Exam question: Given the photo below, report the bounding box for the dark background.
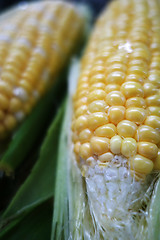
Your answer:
[0,0,111,17]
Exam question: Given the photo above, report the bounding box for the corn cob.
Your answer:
[71,0,160,239]
[0,1,83,139]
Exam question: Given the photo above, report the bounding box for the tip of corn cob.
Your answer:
[84,157,150,239]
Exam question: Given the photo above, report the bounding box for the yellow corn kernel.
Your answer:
[135,125,160,144]
[105,84,120,93]
[79,128,92,143]
[99,152,114,162]
[130,154,153,174]
[88,112,108,130]
[19,79,32,93]
[78,75,88,84]
[77,83,89,92]
[117,120,137,138]
[75,105,88,118]
[150,60,160,69]
[106,91,126,106]
[130,48,150,62]
[107,53,127,65]
[9,98,22,113]
[126,97,146,108]
[72,132,79,143]
[106,63,127,73]
[106,71,126,85]
[90,136,110,155]
[138,142,158,160]
[144,116,160,129]
[89,74,106,84]
[90,82,105,91]
[110,135,122,154]
[77,90,89,99]
[143,83,158,97]
[75,116,88,132]
[146,94,160,106]
[74,97,87,110]
[154,150,160,170]
[95,123,117,138]
[74,141,81,155]
[148,106,160,117]
[121,138,137,157]
[88,100,108,113]
[0,81,12,97]
[79,142,92,160]
[88,89,106,103]
[121,81,144,98]
[148,71,160,87]
[128,65,147,77]
[125,73,144,84]
[4,114,17,131]
[0,94,9,110]
[126,107,147,124]
[129,59,147,68]
[94,50,111,63]
[108,106,125,124]
[89,65,105,77]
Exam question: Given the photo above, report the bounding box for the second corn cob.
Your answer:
[70,0,160,239]
[0,1,83,139]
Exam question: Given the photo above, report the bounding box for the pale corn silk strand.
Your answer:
[0,1,83,139]
[71,0,160,239]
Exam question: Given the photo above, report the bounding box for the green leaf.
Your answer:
[1,101,65,225]
[52,58,86,240]
[51,99,69,240]
[0,72,66,176]
[0,199,53,240]
[147,176,160,240]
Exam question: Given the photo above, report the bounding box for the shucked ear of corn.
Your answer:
[53,0,160,239]
[0,1,84,139]
[0,1,87,176]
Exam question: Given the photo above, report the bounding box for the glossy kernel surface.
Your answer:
[71,0,160,179]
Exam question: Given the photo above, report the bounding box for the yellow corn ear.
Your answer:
[0,1,83,138]
[72,0,160,179]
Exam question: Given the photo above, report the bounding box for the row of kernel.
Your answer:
[75,134,159,168]
[0,12,34,137]
[73,113,160,143]
[34,6,83,95]
[74,87,159,130]
[0,8,46,121]
[15,5,55,111]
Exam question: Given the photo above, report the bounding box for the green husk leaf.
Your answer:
[0,71,66,176]
[51,58,79,240]
[0,199,53,240]
[146,175,160,240]
[51,5,93,238]
[52,58,93,240]
[51,99,69,240]
[0,100,65,225]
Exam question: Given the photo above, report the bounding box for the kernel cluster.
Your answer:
[72,0,160,178]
